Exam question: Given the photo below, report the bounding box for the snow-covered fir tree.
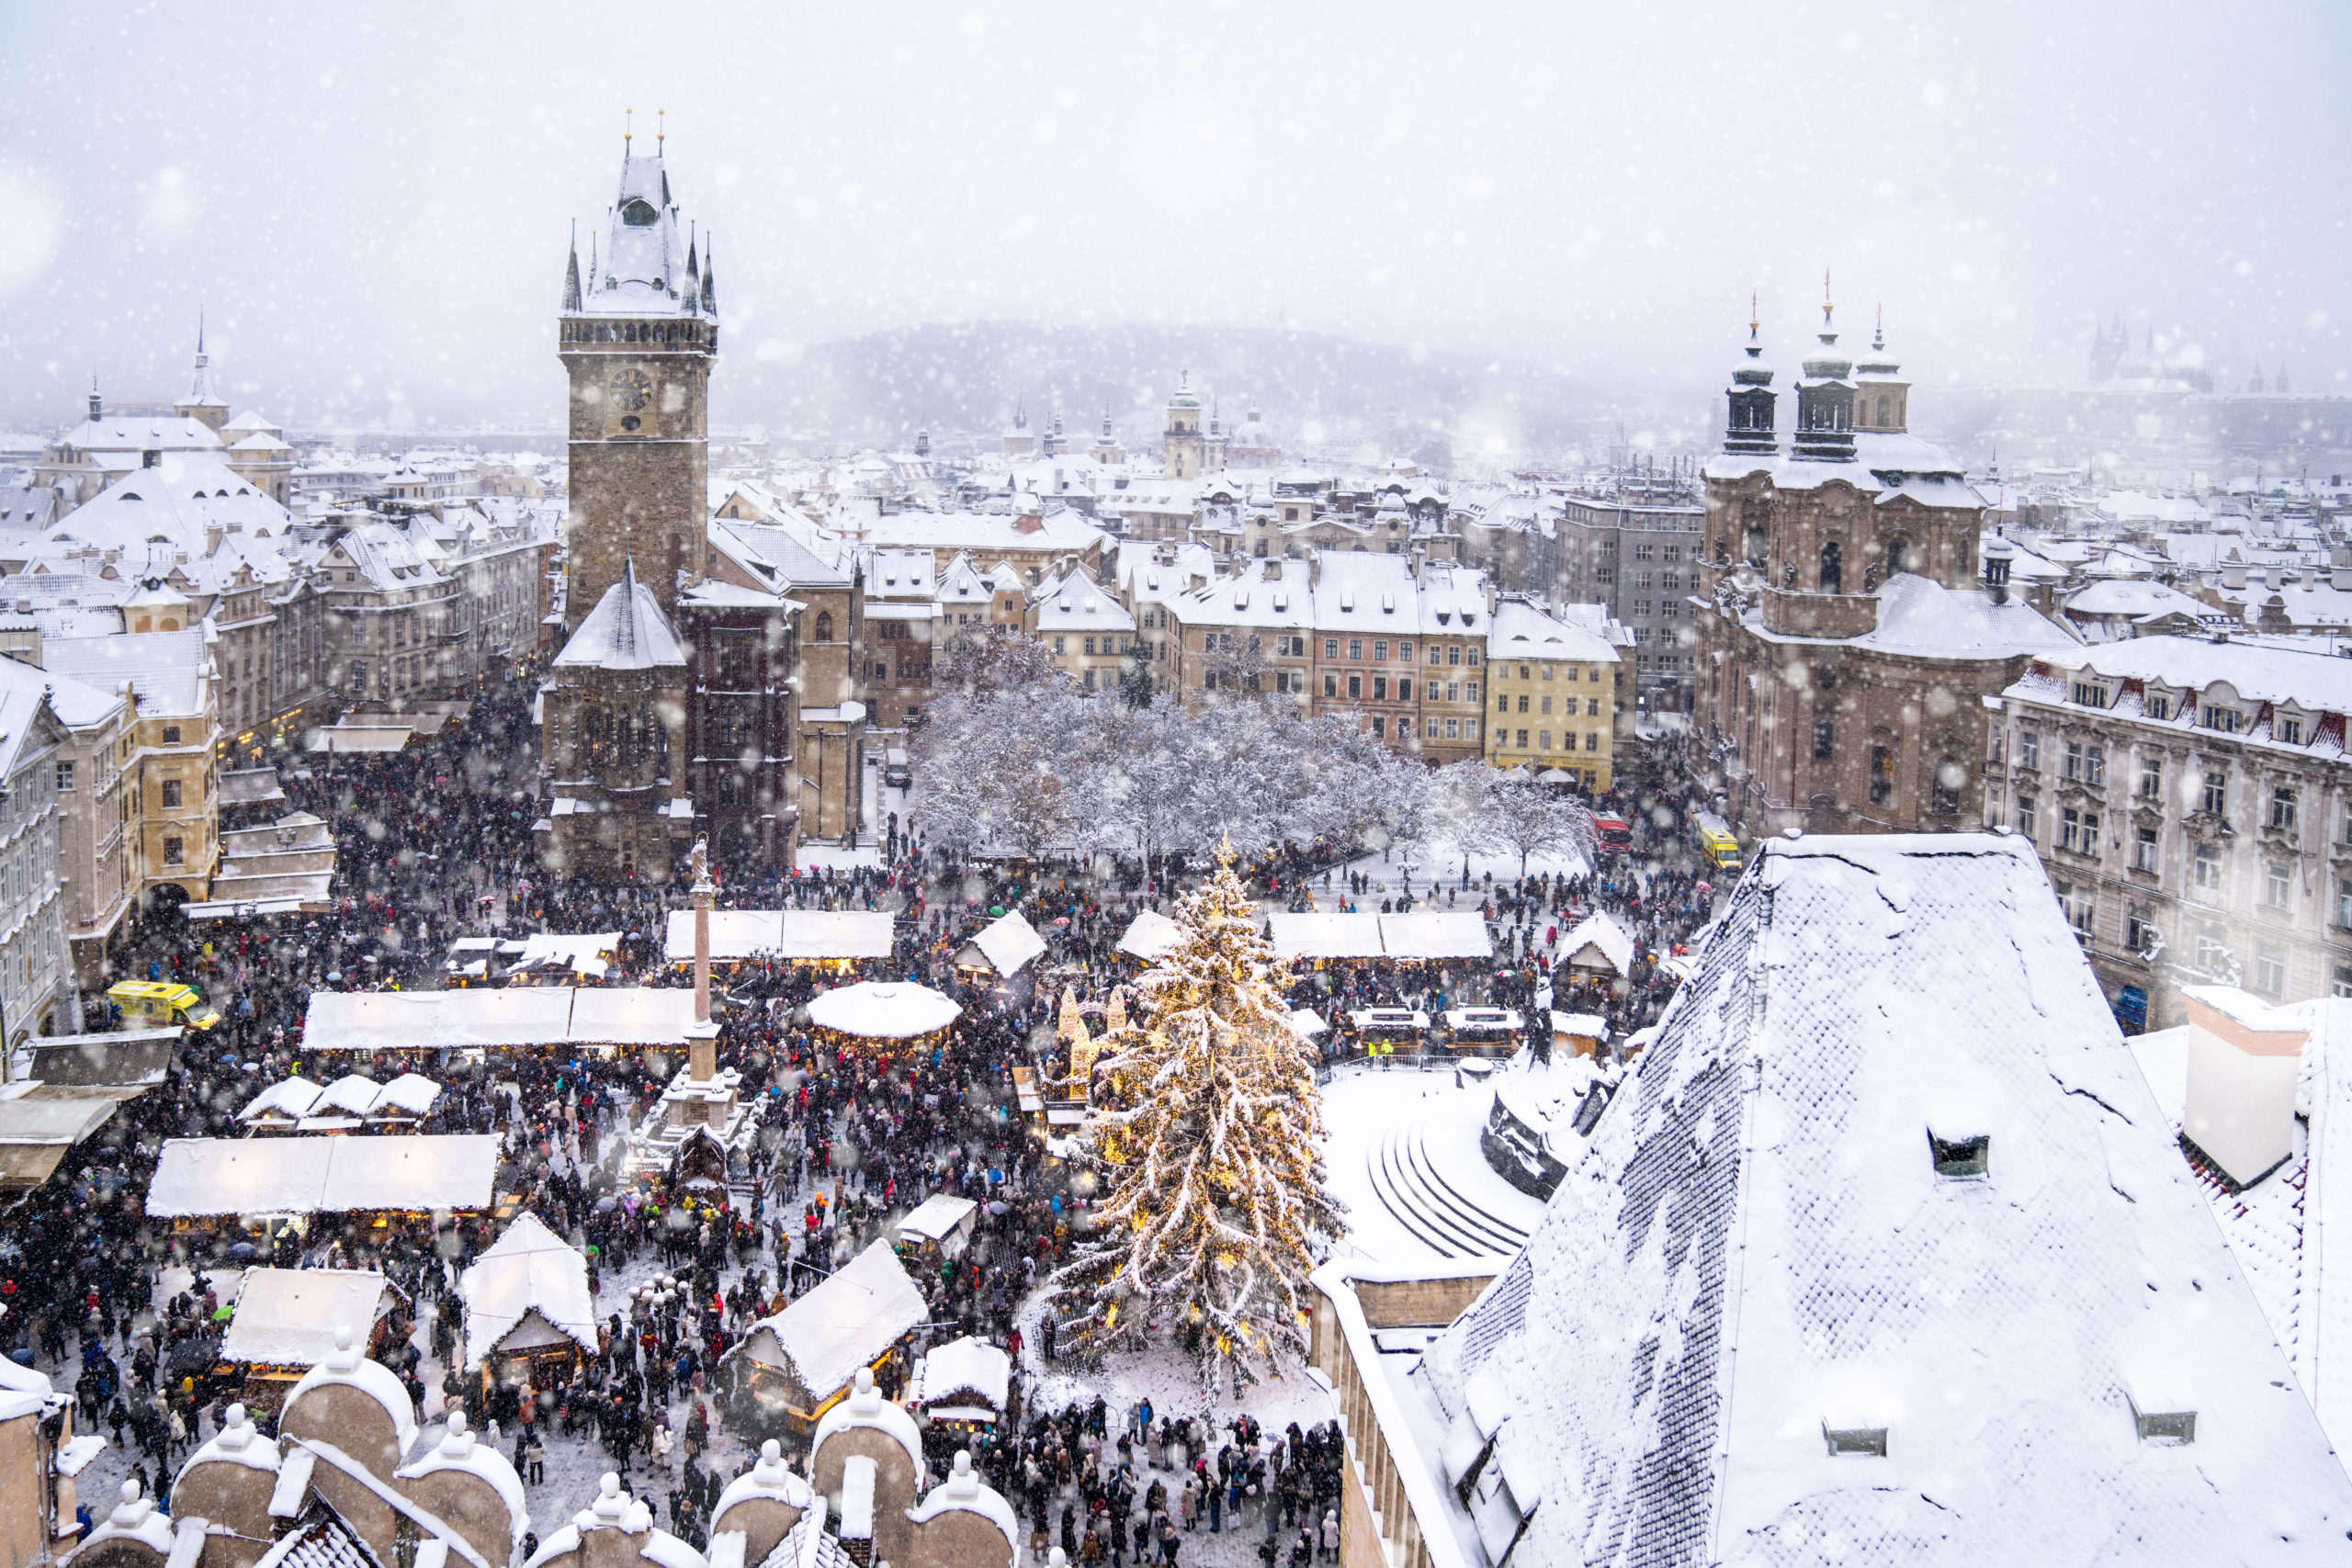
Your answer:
[1051,845,1345,1390]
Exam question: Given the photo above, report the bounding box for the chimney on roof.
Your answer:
[2222,560,2247,592]
[1261,558,1281,582]
[1015,512,1045,536]
[2181,987,2308,1188]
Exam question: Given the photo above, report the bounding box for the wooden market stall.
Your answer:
[1266,911,1493,969]
[807,981,962,1053]
[215,1266,401,1416]
[1548,1011,1610,1059]
[953,911,1046,980]
[144,1134,501,1241]
[722,1240,928,1438]
[908,1334,1013,1444]
[459,1213,600,1392]
[1558,912,1635,986]
[662,909,896,973]
[1442,1007,1526,1054]
[890,1194,979,1259]
[300,987,694,1059]
[1114,909,1184,965]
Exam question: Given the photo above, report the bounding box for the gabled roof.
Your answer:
[458,1212,599,1370]
[553,564,685,670]
[1420,831,2352,1563]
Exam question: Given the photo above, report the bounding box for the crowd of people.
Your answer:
[9,666,1729,1551]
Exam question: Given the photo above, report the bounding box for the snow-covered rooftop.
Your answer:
[220,1268,390,1368]
[736,1242,928,1404]
[967,909,1046,976]
[1417,832,2352,1562]
[459,1212,599,1371]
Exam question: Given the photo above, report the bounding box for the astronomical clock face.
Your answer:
[605,367,654,434]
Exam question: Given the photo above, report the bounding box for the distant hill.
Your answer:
[757,321,1704,458]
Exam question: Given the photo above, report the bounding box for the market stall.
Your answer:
[300,987,694,1057]
[1267,911,1493,967]
[953,911,1046,979]
[145,1134,502,1235]
[807,981,962,1051]
[890,1193,979,1258]
[908,1335,1012,1441]
[508,931,620,984]
[1548,1011,1610,1059]
[722,1240,929,1437]
[1114,909,1184,964]
[662,909,896,971]
[1442,1007,1526,1054]
[459,1213,599,1391]
[215,1267,400,1416]
[1558,912,1634,985]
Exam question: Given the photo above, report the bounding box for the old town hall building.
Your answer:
[1693,292,2077,836]
[537,130,801,880]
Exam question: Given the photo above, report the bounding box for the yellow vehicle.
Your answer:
[106,980,222,1032]
[1693,812,1744,873]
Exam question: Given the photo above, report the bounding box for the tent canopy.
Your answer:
[300,987,693,1052]
[808,981,961,1040]
[1116,909,1184,962]
[146,1134,500,1217]
[662,908,895,964]
[966,910,1046,976]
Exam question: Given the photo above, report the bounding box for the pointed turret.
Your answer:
[1722,292,1778,458]
[562,220,584,311]
[700,232,717,316]
[1852,304,1909,434]
[683,227,701,317]
[88,374,102,424]
[175,311,228,429]
[1102,404,1114,440]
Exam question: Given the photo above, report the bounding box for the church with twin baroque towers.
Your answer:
[537,121,815,882]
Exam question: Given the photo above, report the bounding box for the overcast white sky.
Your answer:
[1,0,2345,431]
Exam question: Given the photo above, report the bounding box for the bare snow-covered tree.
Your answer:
[1453,766,1598,876]
[933,623,1066,701]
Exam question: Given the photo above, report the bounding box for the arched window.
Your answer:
[1819,540,1843,594]
[1745,526,1769,568]
[1932,756,1963,816]
[814,611,833,642]
[1885,536,1911,578]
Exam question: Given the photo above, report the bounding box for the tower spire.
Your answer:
[1873,302,1883,352]
[562,219,583,312]
[700,232,716,315]
[624,108,633,152]
[657,108,665,155]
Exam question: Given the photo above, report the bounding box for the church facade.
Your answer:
[537,131,801,881]
[1693,293,2079,838]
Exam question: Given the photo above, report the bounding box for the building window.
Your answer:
[2335,964,2352,999]
[2062,807,2100,854]
[1517,729,1529,749]
[1539,731,1552,751]
[2272,787,2298,832]
[2140,756,2162,800]
[2196,920,2229,974]
[2128,913,2155,953]
[2280,716,2304,745]
[2086,744,2105,787]
[162,726,181,746]
[2253,942,2287,998]
[2147,695,2170,720]
[2340,877,2352,929]
[163,836,183,866]
[2018,795,2036,837]
[1870,746,1893,807]
[2064,740,2083,782]
[2018,731,2040,772]
[814,611,833,642]
[2202,705,2243,734]
[2193,841,2222,897]
[2134,826,2158,874]
[1369,716,1385,739]
[2072,682,2109,709]
[160,780,181,809]
[54,761,72,793]
[1324,639,1338,659]
[1347,674,1362,700]
[1323,674,1337,698]
[1586,731,1600,752]
[1932,759,1961,816]
[1814,721,1835,760]
[2266,862,2292,909]
[2202,770,2227,816]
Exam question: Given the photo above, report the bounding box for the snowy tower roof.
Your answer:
[1721,294,1778,458]
[570,117,709,320]
[1419,831,2352,1564]
[175,314,226,413]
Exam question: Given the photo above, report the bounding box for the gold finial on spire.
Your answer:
[657,109,666,151]
[624,108,633,149]
[1823,267,1834,327]
[1749,289,1758,336]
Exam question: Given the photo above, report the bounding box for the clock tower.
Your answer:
[559,123,716,632]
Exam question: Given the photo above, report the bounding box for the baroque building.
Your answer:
[1693,292,2077,837]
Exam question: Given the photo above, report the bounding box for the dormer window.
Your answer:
[1823,1425,1888,1458]
[1929,1129,1990,1179]
[2071,682,2108,709]
[2278,716,2304,746]
[621,197,659,227]
[2201,704,2244,734]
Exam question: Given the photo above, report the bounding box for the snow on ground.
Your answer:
[795,842,883,872]
[1317,1060,1542,1268]
[1329,835,1589,900]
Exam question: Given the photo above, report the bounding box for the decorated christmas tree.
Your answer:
[1051,845,1345,1389]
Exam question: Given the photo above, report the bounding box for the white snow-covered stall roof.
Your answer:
[146,1134,501,1217]
[1557,910,1634,976]
[220,1268,390,1368]
[1380,912,1493,960]
[300,987,691,1051]
[891,1193,978,1253]
[1267,912,1384,960]
[239,1075,327,1124]
[729,1240,927,1404]
[1116,908,1184,961]
[807,980,961,1040]
[964,910,1046,976]
[661,908,896,964]
[514,931,619,979]
[459,1212,599,1371]
[1267,911,1494,961]
[1419,832,2352,1564]
[909,1335,1012,1416]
